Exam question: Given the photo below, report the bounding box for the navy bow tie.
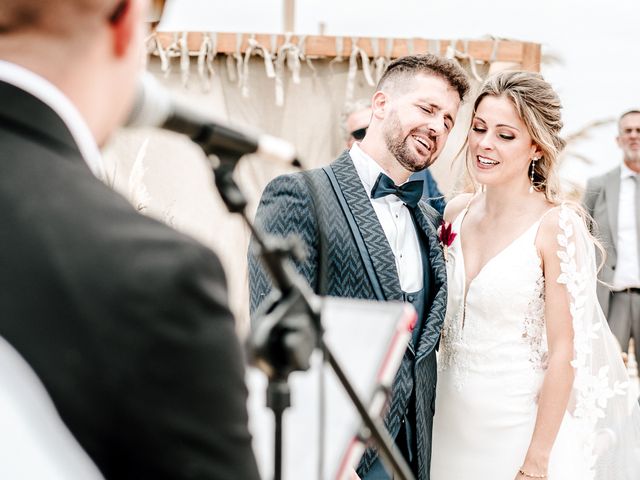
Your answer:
[370,173,424,208]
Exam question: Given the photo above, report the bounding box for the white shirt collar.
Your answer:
[349,142,401,201]
[349,142,384,192]
[0,60,105,179]
[620,162,638,180]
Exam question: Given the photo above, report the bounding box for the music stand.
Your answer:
[248,298,415,479]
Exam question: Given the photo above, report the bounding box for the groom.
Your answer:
[249,54,469,479]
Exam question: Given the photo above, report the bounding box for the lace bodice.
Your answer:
[439,207,548,390]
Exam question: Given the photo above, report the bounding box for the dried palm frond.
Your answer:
[558,117,615,167]
[541,50,564,67]
[559,151,596,166]
[102,156,118,188]
[563,118,615,145]
[128,137,152,213]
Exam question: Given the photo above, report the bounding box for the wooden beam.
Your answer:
[152,32,541,72]
[520,42,542,72]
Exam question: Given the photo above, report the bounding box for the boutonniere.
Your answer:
[437,220,457,260]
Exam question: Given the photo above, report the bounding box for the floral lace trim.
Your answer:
[522,268,548,371]
[556,206,629,480]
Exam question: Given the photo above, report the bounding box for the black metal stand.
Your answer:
[207,150,415,480]
[267,380,290,480]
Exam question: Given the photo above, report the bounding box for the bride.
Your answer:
[431,71,640,479]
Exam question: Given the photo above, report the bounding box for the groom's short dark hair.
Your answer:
[377,54,470,101]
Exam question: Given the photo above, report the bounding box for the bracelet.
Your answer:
[519,467,547,478]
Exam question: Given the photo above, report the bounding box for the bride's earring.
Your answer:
[529,157,538,194]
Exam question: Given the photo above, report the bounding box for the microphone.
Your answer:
[125,73,300,167]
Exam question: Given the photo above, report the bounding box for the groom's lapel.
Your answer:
[413,203,447,360]
[330,152,403,301]
[412,204,446,288]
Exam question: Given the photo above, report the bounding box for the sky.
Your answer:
[160,0,640,183]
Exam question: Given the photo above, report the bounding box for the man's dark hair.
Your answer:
[0,0,115,36]
[377,54,470,101]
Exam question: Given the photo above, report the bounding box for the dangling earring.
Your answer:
[529,157,539,193]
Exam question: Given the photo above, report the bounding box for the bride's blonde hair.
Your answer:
[468,71,566,203]
[465,71,608,271]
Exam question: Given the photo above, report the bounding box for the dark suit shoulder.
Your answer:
[258,171,313,211]
[261,167,329,199]
[254,170,323,238]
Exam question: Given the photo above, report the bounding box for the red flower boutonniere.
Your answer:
[437,220,457,260]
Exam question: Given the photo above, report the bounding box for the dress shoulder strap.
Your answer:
[464,193,476,209]
[531,204,567,243]
[538,204,562,223]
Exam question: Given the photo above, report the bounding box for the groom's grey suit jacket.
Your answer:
[249,151,447,479]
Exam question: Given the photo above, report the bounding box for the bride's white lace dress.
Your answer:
[431,204,640,480]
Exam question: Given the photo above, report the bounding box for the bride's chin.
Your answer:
[473,172,496,185]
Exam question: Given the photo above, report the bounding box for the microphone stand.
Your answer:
[208,149,415,480]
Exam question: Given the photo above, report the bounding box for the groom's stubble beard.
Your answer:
[383,108,438,173]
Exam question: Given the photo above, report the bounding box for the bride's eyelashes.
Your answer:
[471,126,516,141]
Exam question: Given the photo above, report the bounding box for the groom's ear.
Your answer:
[371,91,387,119]
[109,0,139,58]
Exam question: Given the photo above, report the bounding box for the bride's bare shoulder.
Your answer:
[444,193,474,224]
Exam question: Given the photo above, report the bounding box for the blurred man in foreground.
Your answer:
[0,1,260,478]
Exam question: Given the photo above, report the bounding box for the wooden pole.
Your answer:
[283,0,295,32]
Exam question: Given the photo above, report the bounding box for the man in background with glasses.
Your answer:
[583,109,640,371]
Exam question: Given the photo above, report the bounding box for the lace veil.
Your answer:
[557,205,640,479]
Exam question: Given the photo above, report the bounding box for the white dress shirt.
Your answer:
[349,143,423,292]
[0,60,105,179]
[612,163,640,289]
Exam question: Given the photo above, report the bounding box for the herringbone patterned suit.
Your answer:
[249,151,447,480]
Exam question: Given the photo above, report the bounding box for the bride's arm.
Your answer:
[519,208,575,478]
